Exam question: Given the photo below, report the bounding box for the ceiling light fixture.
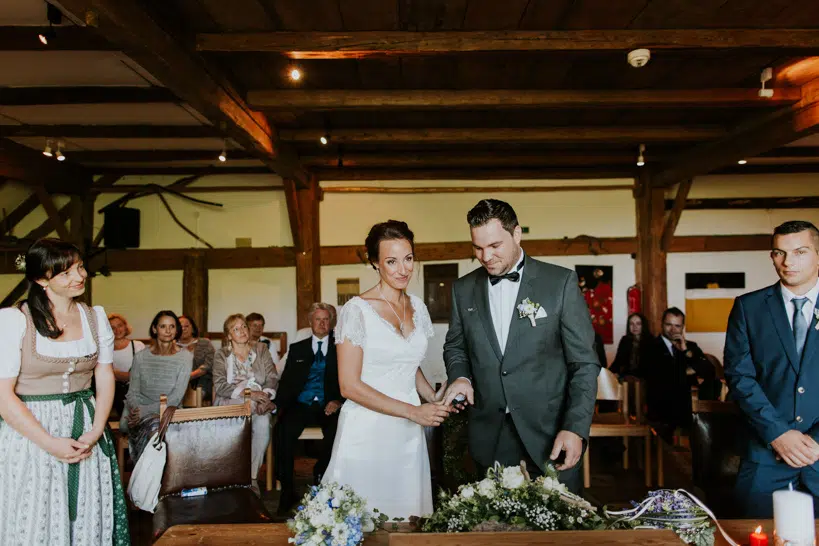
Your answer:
[627,48,651,68]
[218,139,227,162]
[320,135,328,145]
[55,140,65,161]
[42,139,53,157]
[38,3,62,45]
[289,68,302,81]
[737,159,748,165]
[759,67,774,98]
[636,144,646,167]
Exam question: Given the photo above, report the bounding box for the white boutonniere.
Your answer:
[814,308,819,330]
[517,298,545,327]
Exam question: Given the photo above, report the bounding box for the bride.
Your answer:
[322,220,451,519]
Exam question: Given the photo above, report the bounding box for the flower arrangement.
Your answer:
[422,462,622,533]
[287,482,387,546]
[604,489,716,546]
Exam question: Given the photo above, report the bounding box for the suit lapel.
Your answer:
[765,284,800,374]
[503,258,537,358]
[799,310,819,370]
[474,269,503,362]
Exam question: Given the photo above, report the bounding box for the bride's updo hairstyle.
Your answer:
[365,220,415,271]
[20,238,83,339]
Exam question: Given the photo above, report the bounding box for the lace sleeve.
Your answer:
[415,297,435,339]
[335,300,366,348]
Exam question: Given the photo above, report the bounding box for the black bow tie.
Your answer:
[489,271,520,285]
[489,260,524,286]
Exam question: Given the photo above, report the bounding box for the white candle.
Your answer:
[773,485,815,544]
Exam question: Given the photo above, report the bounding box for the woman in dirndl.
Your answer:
[0,238,129,545]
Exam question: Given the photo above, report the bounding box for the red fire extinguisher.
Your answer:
[627,284,642,316]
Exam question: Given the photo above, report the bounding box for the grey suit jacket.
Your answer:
[443,256,600,472]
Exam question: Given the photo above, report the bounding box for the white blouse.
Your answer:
[112,340,146,373]
[0,305,115,379]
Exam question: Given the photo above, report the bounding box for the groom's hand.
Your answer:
[443,377,474,411]
[550,430,583,471]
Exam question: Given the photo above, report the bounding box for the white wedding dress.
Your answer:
[322,294,435,519]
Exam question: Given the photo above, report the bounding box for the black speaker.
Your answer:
[104,207,140,249]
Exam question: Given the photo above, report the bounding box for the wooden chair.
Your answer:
[182,385,204,408]
[152,390,271,541]
[593,368,631,468]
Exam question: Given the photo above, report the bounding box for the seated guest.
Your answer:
[212,313,278,495]
[275,303,343,515]
[610,313,652,378]
[108,312,146,417]
[280,306,336,374]
[121,310,193,461]
[178,315,215,402]
[246,312,281,369]
[645,307,716,442]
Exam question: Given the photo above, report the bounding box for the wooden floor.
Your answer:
[130,437,694,545]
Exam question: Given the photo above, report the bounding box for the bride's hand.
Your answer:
[432,382,447,403]
[409,403,451,427]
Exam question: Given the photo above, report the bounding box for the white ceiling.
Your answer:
[787,134,819,147]
[0,51,161,87]
[0,103,205,125]
[0,0,49,26]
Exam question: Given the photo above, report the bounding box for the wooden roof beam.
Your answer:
[0,87,178,106]
[0,125,221,139]
[69,149,255,162]
[248,89,800,110]
[0,26,117,51]
[653,63,819,187]
[0,138,93,193]
[197,29,819,57]
[314,168,634,181]
[282,127,726,144]
[56,0,309,187]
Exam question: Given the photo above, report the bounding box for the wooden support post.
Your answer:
[635,173,668,335]
[1,278,28,308]
[285,178,321,329]
[70,193,97,304]
[661,179,694,252]
[182,252,208,334]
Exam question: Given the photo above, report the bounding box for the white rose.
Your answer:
[335,489,347,502]
[500,467,526,489]
[362,518,375,533]
[460,486,475,499]
[316,490,331,505]
[477,478,496,498]
[331,497,341,508]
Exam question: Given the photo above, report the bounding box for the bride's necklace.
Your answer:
[377,283,407,336]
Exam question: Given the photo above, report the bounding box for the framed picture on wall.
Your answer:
[337,278,360,306]
[424,264,459,323]
[685,272,745,332]
[575,265,614,344]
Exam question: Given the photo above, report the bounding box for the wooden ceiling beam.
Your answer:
[653,68,819,187]
[283,126,726,144]
[304,151,646,168]
[0,138,93,193]
[661,178,694,252]
[315,167,634,181]
[248,89,800,110]
[89,166,271,176]
[56,0,309,187]
[3,193,40,236]
[0,26,117,51]
[665,196,819,210]
[0,125,221,139]
[70,149,255,162]
[196,29,819,57]
[0,87,178,106]
[322,184,633,194]
[33,186,71,241]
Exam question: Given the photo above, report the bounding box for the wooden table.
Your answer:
[155,520,819,545]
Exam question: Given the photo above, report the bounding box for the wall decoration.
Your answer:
[576,265,613,344]
[685,272,745,333]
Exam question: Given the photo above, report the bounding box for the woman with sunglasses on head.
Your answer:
[0,238,130,545]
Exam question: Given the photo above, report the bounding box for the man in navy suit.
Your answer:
[724,220,819,517]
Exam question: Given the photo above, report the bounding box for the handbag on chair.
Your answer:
[127,406,177,513]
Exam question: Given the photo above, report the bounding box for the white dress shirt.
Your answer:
[661,335,674,356]
[488,251,526,354]
[312,334,329,357]
[781,279,819,331]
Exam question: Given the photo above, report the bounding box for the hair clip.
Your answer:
[14,254,26,272]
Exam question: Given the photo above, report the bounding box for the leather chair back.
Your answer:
[691,400,744,517]
[158,392,253,497]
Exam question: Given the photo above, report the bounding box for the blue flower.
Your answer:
[297,505,304,511]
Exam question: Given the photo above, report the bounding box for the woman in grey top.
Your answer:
[213,313,278,493]
[121,310,192,462]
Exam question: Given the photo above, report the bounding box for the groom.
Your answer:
[443,199,600,493]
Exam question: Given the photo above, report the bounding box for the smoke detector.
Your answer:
[627,48,651,68]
